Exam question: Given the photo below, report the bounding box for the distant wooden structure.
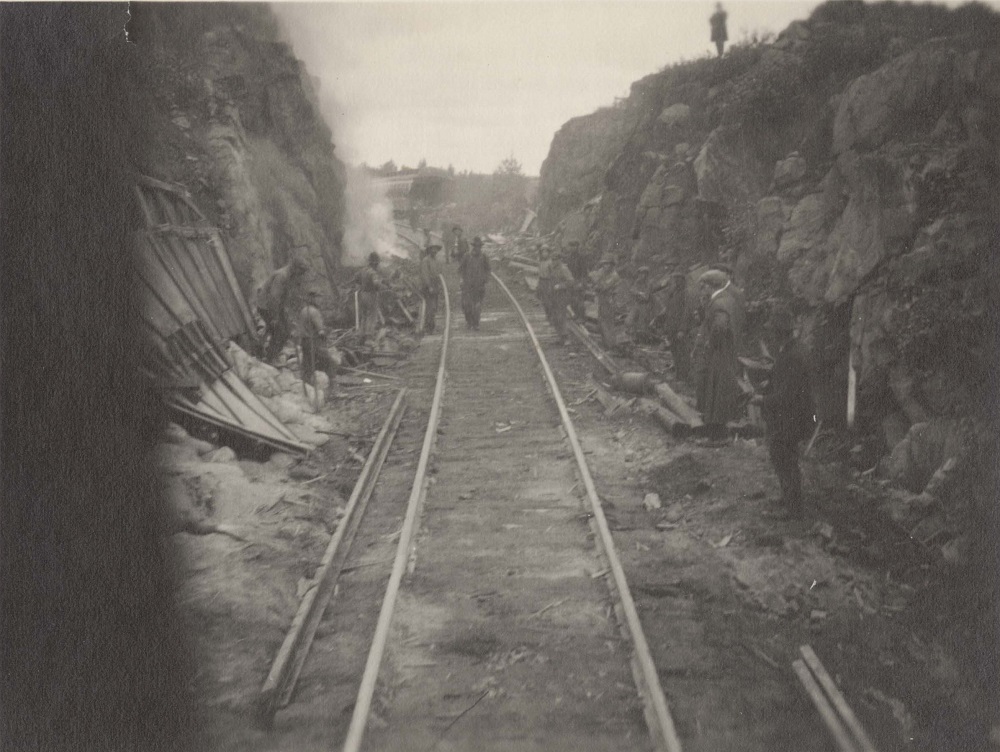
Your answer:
[134,175,308,455]
[373,169,451,220]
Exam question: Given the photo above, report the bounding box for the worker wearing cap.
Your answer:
[419,244,443,334]
[298,289,338,410]
[355,251,384,337]
[692,268,741,442]
[752,306,815,519]
[536,245,555,323]
[549,249,576,344]
[589,255,622,352]
[458,237,491,330]
[259,254,308,363]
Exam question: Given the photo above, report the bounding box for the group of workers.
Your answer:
[534,242,814,519]
[418,231,492,332]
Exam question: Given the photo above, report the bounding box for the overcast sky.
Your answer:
[274,2,824,175]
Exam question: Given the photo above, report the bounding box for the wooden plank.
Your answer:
[637,399,690,439]
[153,233,224,342]
[177,233,242,339]
[566,318,622,376]
[793,659,860,752]
[800,646,879,752]
[206,228,257,336]
[653,381,703,428]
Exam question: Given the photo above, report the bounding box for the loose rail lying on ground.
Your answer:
[257,388,408,723]
[341,276,451,752]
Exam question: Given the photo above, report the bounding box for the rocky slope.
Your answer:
[129,3,347,311]
[538,0,1000,704]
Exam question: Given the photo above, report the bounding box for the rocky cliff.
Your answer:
[539,0,1000,684]
[129,4,347,310]
[539,0,999,439]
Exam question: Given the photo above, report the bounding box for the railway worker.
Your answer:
[589,255,623,352]
[443,224,458,263]
[657,272,693,382]
[536,245,555,323]
[458,236,491,330]
[259,254,307,363]
[565,239,589,319]
[752,306,815,519]
[298,289,338,411]
[710,2,728,57]
[419,244,443,334]
[355,251,384,338]
[626,266,658,345]
[708,262,746,352]
[692,268,741,443]
[549,249,576,344]
[453,226,470,263]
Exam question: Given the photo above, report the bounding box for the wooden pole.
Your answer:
[792,659,860,752]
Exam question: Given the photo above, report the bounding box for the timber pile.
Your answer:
[564,317,703,435]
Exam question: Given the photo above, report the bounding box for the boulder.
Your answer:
[777,193,830,265]
[657,103,691,129]
[880,419,963,493]
[774,153,807,189]
[833,47,959,154]
[205,446,237,464]
[754,196,789,257]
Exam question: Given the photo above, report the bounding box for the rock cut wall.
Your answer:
[129,3,348,312]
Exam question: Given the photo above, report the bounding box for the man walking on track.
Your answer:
[753,307,815,519]
[355,251,384,338]
[692,268,741,443]
[298,289,338,411]
[458,236,491,330]
[419,243,443,334]
[259,254,308,363]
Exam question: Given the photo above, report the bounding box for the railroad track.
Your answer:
[258,264,682,752]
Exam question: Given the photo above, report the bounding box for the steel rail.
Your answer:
[342,275,451,752]
[492,271,684,752]
[257,388,408,723]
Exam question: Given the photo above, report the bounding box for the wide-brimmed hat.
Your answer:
[368,251,380,265]
[472,237,483,247]
[425,244,442,253]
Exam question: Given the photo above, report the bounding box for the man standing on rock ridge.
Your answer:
[710,3,728,57]
[458,237,491,330]
[259,253,307,363]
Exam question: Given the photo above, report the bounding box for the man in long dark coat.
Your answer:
[693,269,741,441]
[756,307,815,518]
[458,236,491,330]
